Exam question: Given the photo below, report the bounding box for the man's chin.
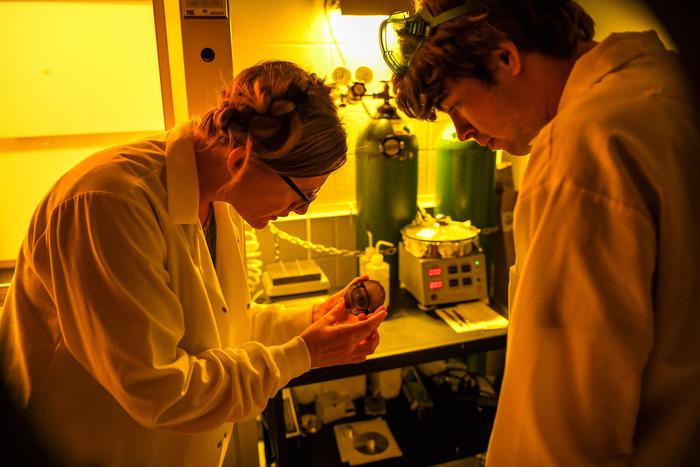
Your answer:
[506,144,532,156]
[247,218,269,229]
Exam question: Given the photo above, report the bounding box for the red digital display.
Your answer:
[429,280,443,290]
[427,267,442,277]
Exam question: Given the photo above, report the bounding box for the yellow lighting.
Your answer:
[441,122,459,142]
[0,1,164,138]
[415,228,437,240]
[327,11,393,82]
[0,1,165,261]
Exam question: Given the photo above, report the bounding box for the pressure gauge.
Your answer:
[355,66,374,84]
[332,67,352,86]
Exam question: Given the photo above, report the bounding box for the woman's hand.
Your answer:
[311,275,370,324]
[301,299,387,368]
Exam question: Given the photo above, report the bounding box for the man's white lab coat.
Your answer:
[488,31,700,466]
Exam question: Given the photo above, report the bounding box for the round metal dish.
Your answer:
[401,217,480,259]
[344,279,385,315]
[353,431,389,455]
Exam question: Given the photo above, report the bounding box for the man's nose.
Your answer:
[449,114,475,142]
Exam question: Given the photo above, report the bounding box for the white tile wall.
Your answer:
[231,0,441,290]
[253,215,360,292]
[236,0,674,295]
[1,0,671,273]
[232,4,678,395]
[229,0,440,216]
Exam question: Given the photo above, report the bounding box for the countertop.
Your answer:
[286,288,508,386]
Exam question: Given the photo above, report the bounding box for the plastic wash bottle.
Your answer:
[365,240,393,307]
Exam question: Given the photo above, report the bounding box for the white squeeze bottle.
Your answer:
[365,240,393,307]
[358,231,374,276]
[358,245,375,276]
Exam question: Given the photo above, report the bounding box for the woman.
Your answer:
[0,61,387,466]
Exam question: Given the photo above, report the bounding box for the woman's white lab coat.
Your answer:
[0,122,311,466]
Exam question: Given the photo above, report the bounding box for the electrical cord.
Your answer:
[267,222,360,257]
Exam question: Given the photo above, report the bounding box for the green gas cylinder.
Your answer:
[435,125,498,298]
[356,101,418,291]
[436,124,498,373]
[435,124,496,229]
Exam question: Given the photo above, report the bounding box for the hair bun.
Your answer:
[269,99,296,116]
[220,105,254,130]
[248,114,281,140]
[198,61,346,173]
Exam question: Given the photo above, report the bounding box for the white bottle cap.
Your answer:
[370,253,384,265]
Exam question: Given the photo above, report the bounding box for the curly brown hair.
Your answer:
[393,0,594,120]
[197,60,347,178]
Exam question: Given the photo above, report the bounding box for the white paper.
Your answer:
[436,301,508,333]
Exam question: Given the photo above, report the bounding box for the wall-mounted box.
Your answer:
[338,0,411,15]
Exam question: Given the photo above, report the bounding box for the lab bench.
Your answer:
[262,289,508,466]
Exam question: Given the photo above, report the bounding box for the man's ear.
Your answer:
[493,40,521,76]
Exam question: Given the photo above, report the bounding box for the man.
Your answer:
[382,1,700,465]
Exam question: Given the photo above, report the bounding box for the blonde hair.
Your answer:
[197,61,347,183]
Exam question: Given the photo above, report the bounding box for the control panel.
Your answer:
[399,243,487,307]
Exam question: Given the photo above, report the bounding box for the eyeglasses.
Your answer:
[379,4,479,75]
[279,174,320,211]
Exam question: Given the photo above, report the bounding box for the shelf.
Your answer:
[288,290,507,386]
[268,389,494,467]
[264,289,507,466]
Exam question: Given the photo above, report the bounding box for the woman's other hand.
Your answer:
[301,299,386,368]
[311,275,370,324]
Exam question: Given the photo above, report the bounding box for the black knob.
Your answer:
[201,47,215,62]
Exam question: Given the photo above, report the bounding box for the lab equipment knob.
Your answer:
[347,82,367,103]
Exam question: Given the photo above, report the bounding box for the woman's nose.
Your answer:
[293,204,310,215]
